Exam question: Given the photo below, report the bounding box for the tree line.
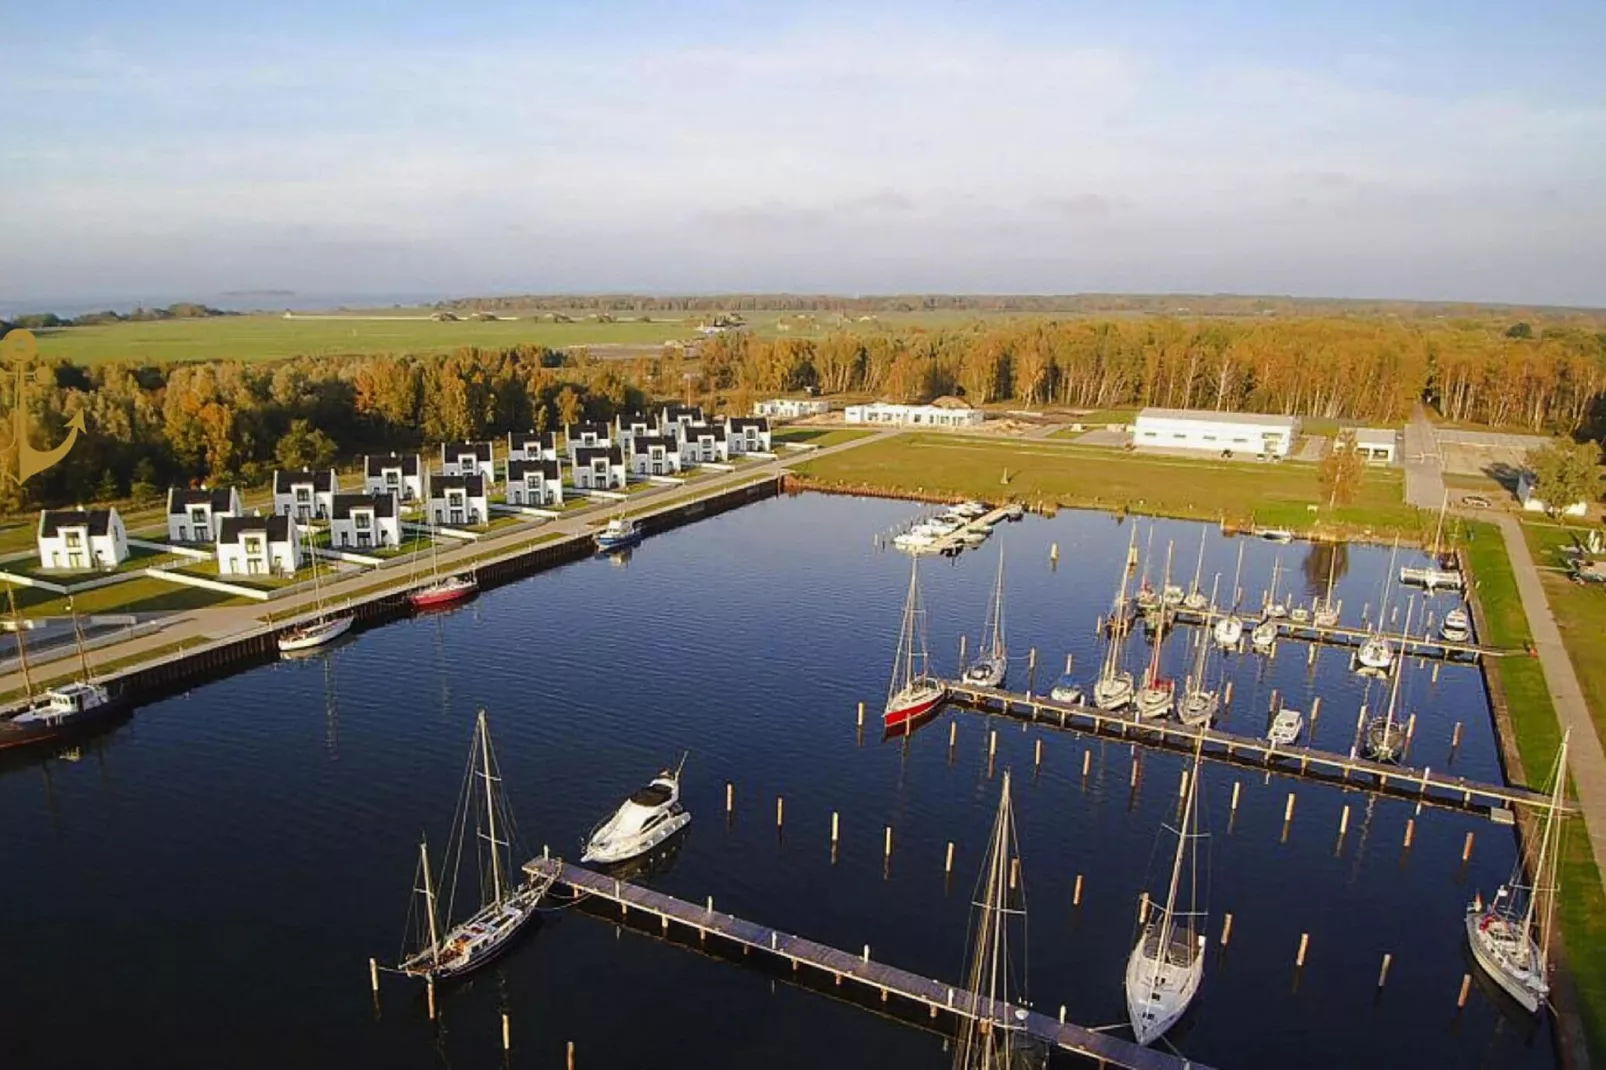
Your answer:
[0,303,232,331]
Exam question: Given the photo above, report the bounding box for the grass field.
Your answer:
[7,576,246,615]
[773,427,878,449]
[1464,521,1606,1060]
[792,433,1423,534]
[1520,521,1606,746]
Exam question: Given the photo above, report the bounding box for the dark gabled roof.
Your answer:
[441,441,492,462]
[507,430,558,452]
[167,486,236,515]
[365,452,420,477]
[617,412,656,430]
[39,508,117,538]
[682,421,727,441]
[330,492,398,520]
[430,472,487,496]
[274,467,335,493]
[507,458,560,481]
[663,404,704,422]
[575,445,623,465]
[219,514,293,543]
[631,434,677,454]
[727,416,769,432]
[567,422,611,440]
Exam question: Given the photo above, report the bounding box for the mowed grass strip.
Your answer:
[1464,520,1606,1060]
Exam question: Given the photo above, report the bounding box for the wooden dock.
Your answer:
[937,680,1568,817]
[524,855,1211,1070]
[1157,606,1501,663]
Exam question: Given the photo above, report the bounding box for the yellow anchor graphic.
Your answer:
[0,328,86,486]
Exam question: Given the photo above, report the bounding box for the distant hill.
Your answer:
[0,302,235,333]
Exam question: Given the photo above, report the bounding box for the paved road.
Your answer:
[1490,511,1606,888]
[1403,403,1446,509]
[1,430,894,694]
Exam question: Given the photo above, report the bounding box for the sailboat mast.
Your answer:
[989,547,1006,655]
[6,583,34,701]
[1383,599,1414,729]
[419,836,442,965]
[1191,530,1206,595]
[68,598,91,682]
[1530,731,1570,971]
[1150,746,1203,992]
[478,710,506,905]
[1230,540,1245,610]
[1105,549,1133,676]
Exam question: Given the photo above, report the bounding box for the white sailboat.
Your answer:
[1467,731,1570,1013]
[1213,541,1246,649]
[1095,535,1138,711]
[1357,540,1400,672]
[1261,555,1287,619]
[952,771,1048,1070]
[1312,545,1341,629]
[277,525,354,653]
[397,710,552,981]
[1363,597,1414,762]
[1182,531,1210,611]
[964,546,1009,688]
[883,557,946,731]
[1125,743,1208,1046]
[1178,576,1221,727]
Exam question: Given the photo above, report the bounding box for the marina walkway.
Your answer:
[525,856,1211,1070]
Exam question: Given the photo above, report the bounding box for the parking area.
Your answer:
[1071,427,1131,448]
[1434,428,1551,483]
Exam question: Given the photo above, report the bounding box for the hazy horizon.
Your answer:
[4,0,1603,307]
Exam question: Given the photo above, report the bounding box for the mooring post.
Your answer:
[1406,712,1417,741]
[1284,792,1296,824]
[1462,830,1475,862]
[1179,768,1190,799]
[1034,739,1043,770]
[726,781,734,814]
[1270,688,1280,712]
[1009,857,1019,890]
[1224,679,1234,707]
[1220,912,1234,945]
[502,1012,510,1052]
[948,720,957,751]
[1296,932,1310,967]
[863,944,870,964]
[1059,1005,1066,1024]
[1404,819,1415,848]
[1028,647,1038,691]
[568,1041,575,1070]
[1081,749,1092,779]
[776,795,784,829]
[1138,892,1150,924]
[1432,661,1441,683]
[989,729,997,762]
[1310,696,1322,732]
[1451,721,1464,750]
[884,825,893,859]
[1231,780,1242,812]
[1457,973,1472,1008]
[1378,953,1392,988]
[1065,652,1074,674]
[1339,804,1351,835]
[832,811,840,845]
[1307,643,1316,666]
[857,701,864,728]
[1073,873,1083,907]
[959,634,967,668]
[368,957,379,994]
[707,895,714,915]
[945,841,955,874]
[427,977,436,1020]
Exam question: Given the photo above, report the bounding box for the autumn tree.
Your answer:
[1318,430,1366,506]
[275,418,338,470]
[1525,440,1604,516]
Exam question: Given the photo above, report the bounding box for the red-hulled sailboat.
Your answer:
[883,556,946,733]
[408,519,479,611]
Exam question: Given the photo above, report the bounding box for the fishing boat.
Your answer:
[1178,577,1222,727]
[1214,541,1247,648]
[1125,742,1208,1046]
[408,520,478,610]
[278,525,354,653]
[1095,534,1138,711]
[1050,673,1085,704]
[952,771,1050,1070]
[1466,731,1569,1013]
[582,756,692,864]
[1364,599,1414,763]
[963,547,1008,688]
[596,516,643,552]
[1267,706,1303,745]
[883,557,946,731]
[0,596,126,752]
[396,710,552,981]
[1441,607,1471,643]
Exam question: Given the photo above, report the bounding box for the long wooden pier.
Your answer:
[524,855,1212,1070]
[1155,605,1502,663]
[938,680,1568,817]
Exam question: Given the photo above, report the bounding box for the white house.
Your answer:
[725,416,772,455]
[661,404,705,440]
[428,473,490,527]
[506,430,559,463]
[440,441,495,482]
[844,401,985,428]
[1132,407,1300,458]
[755,398,829,419]
[629,434,684,477]
[1517,470,1589,517]
[679,422,729,465]
[166,486,241,544]
[506,458,564,506]
[573,445,627,490]
[364,453,426,502]
[217,514,302,577]
[328,492,403,551]
[37,508,128,571]
[566,422,614,462]
[1335,427,1399,464]
[615,413,658,454]
[273,467,339,521]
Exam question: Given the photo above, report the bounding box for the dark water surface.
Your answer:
[0,495,1555,1069]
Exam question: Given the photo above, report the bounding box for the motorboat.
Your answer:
[1050,674,1084,704]
[1257,528,1294,544]
[1094,671,1136,711]
[409,573,478,610]
[1003,503,1025,521]
[1312,604,1340,629]
[1213,615,1243,648]
[1357,636,1394,672]
[1441,607,1471,643]
[0,681,125,752]
[1288,605,1311,625]
[1251,619,1278,649]
[278,614,354,653]
[596,517,643,552]
[953,501,988,519]
[1266,707,1303,746]
[893,530,939,553]
[582,760,693,865]
[883,558,947,731]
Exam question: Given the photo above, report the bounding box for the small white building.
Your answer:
[217,514,302,577]
[364,453,426,502]
[661,404,705,440]
[725,416,772,455]
[629,434,684,477]
[566,422,614,462]
[506,430,559,464]
[679,422,729,465]
[273,467,339,522]
[37,508,128,571]
[1336,427,1399,464]
[844,402,985,428]
[1517,471,1589,518]
[328,492,402,551]
[507,459,564,507]
[573,445,627,490]
[615,413,658,455]
[755,398,829,419]
[440,441,495,482]
[166,486,241,544]
[428,473,489,527]
[1132,407,1300,458]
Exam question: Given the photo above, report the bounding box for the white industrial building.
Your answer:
[1132,407,1300,458]
[754,398,830,419]
[1336,427,1399,464]
[843,402,985,428]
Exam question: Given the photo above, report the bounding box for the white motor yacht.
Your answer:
[1050,674,1085,704]
[582,762,692,865]
[953,501,988,519]
[1266,708,1303,746]
[1441,608,1471,643]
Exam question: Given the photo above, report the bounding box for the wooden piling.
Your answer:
[502,1012,510,1051]
[1284,792,1296,824]
[427,977,436,1020]
[1406,712,1417,740]
[1065,652,1074,674]
[1081,749,1091,778]
[862,944,870,964]
[568,1041,575,1070]
[946,841,955,874]
[989,729,997,761]
[1035,738,1043,769]
[959,635,967,667]
[1378,953,1392,988]
[1073,873,1083,906]
[1230,780,1241,811]
[1138,892,1150,924]
[1220,912,1233,945]
[856,701,864,728]
[368,957,379,994]
[1130,755,1140,788]
[1224,679,1234,706]
[1296,932,1309,967]
[1339,805,1351,834]
[832,811,840,845]
[1452,721,1464,749]
[726,781,734,813]
[776,795,784,828]
[1010,857,1019,890]
[1179,768,1190,799]
[884,825,893,858]
[1311,696,1322,730]
[1462,830,1474,862]
[1457,973,1472,1008]
[1050,542,1059,564]
[948,719,957,750]
[1404,818,1415,848]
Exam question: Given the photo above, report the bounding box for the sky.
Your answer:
[2,0,1604,307]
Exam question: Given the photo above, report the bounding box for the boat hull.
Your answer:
[1357,641,1393,671]
[400,881,548,981]
[1124,927,1204,1046]
[277,614,354,653]
[962,656,1007,690]
[596,531,643,552]
[1178,691,1218,727]
[1466,905,1545,1013]
[409,578,478,610]
[883,683,946,729]
[1213,617,1243,648]
[1093,673,1135,711]
[0,691,129,754]
[582,810,692,865]
[1365,719,1407,763]
[1267,712,1303,746]
[1135,685,1173,720]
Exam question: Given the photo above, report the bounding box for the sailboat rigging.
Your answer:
[1213,540,1246,649]
[408,515,478,610]
[883,556,946,731]
[1363,596,1415,762]
[1136,542,1177,719]
[1182,530,1209,611]
[1095,532,1138,711]
[278,523,354,653]
[964,546,1009,688]
[1178,575,1222,727]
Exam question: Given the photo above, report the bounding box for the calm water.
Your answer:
[0,495,1555,1069]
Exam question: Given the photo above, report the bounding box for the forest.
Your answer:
[1,315,1602,514]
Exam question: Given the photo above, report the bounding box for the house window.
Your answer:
[176,524,188,541]
[385,472,399,487]
[296,489,310,501]
[355,513,371,530]
[65,531,82,547]
[339,530,350,547]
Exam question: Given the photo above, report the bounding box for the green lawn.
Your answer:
[1464,520,1606,1058]
[7,576,245,616]
[172,560,297,590]
[793,433,1423,535]
[1519,521,1606,750]
[5,542,179,581]
[773,427,877,448]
